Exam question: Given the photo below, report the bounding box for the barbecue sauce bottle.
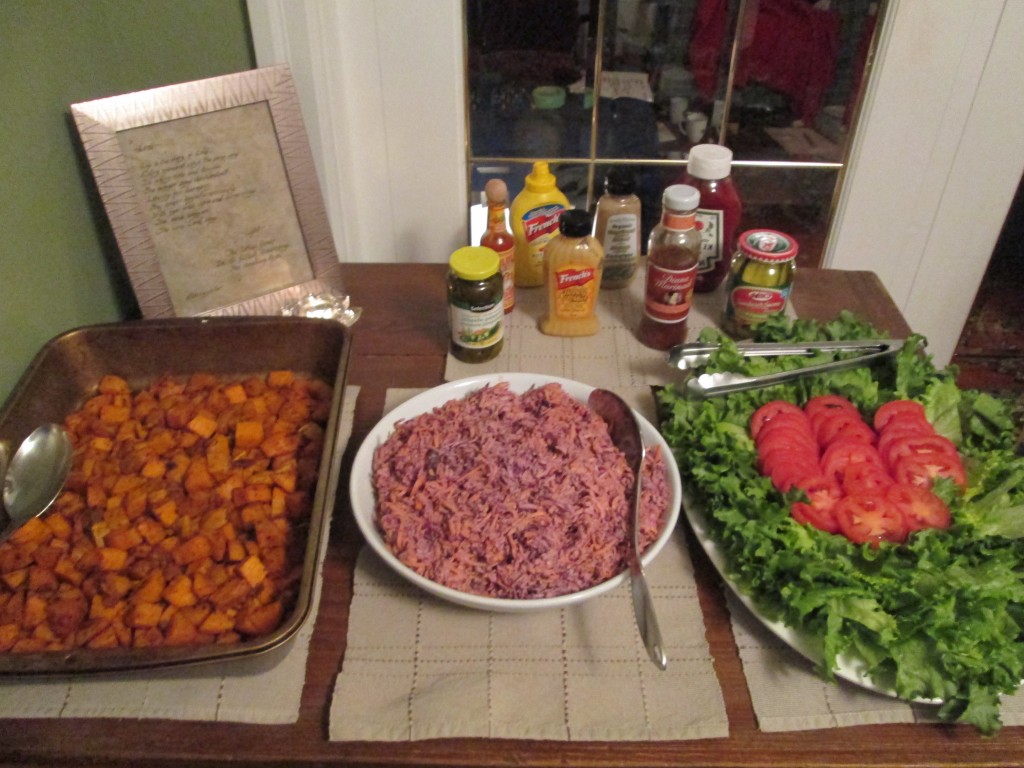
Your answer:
[638,185,701,350]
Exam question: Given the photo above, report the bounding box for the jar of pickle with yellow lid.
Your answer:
[722,229,797,338]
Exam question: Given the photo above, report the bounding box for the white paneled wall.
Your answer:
[248,0,1024,366]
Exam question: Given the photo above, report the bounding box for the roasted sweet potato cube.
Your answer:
[234,420,264,450]
[98,374,129,395]
[206,434,231,475]
[100,573,133,599]
[10,517,51,547]
[105,527,143,551]
[152,499,178,527]
[132,626,165,648]
[86,624,120,649]
[126,601,163,629]
[31,544,63,571]
[226,539,247,563]
[136,517,167,546]
[178,604,211,628]
[165,403,193,430]
[140,458,166,479]
[90,436,114,453]
[266,370,295,389]
[173,534,212,566]
[28,566,59,593]
[133,569,166,604]
[199,610,236,634]
[2,568,27,591]
[235,600,283,636]
[99,403,131,425]
[0,623,19,653]
[43,513,73,541]
[164,612,199,646]
[96,547,128,572]
[89,594,124,622]
[163,574,197,607]
[260,433,300,458]
[270,487,287,518]
[53,556,84,587]
[209,577,250,610]
[22,594,48,629]
[224,383,248,405]
[184,457,214,494]
[238,555,267,587]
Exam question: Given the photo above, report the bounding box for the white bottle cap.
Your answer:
[687,143,733,180]
[664,184,700,212]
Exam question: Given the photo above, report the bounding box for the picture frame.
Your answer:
[71,65,345,318]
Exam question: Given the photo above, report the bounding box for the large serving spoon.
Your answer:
[0,424,73,546]
[588,389,668,670]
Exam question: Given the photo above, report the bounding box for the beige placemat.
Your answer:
[0,385,359,725]
[328,386,728,742]
[445,265,732,388]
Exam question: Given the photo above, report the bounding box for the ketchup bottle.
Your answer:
[638,185,701,350]
[682,144,743,293]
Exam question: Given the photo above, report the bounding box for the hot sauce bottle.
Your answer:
[681,143,743,293]
[638,185,701,350]
[540,209,604,337]
[480,178,516,312]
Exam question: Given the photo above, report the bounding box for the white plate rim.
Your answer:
[349,372,682,613]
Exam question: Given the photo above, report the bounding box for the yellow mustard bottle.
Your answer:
[511,161,570,288]
[540,209,604,337]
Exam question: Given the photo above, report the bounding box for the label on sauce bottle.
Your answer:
[552,265,598,319]
[600,212,640,283]
[643,262,697,323]
[695,208,724,276]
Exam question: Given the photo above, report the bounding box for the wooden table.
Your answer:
[3,264,1021,767]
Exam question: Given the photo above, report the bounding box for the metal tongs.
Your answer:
[669,338,908,398]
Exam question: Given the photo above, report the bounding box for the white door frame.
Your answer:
[248,0,1024,366]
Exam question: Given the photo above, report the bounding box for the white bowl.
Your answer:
[349,373,682,612]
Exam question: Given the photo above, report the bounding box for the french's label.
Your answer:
[523,205,564,243]
[553,264,597,319]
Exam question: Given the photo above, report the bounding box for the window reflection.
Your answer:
[465,0,882,268]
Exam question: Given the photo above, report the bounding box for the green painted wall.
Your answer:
[0,0,255,403]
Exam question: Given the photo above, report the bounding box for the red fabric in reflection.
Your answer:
[689,0,841,124]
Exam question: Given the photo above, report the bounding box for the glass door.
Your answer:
[464,0,885,268]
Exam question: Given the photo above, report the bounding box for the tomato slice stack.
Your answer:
[751,396,965,545]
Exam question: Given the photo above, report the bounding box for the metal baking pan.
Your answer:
[0,316,350,674]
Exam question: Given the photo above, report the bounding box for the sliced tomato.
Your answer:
[833,493,908,545]
[791,501,840,534]
[795,473,842,504]
[893,453,967,490]
[873,400,927,431]
[805,394,859,419]
[751,400,806,439]
[805,395,860,433]
[882,433,959,470]
[817,415,875,448]
[821,440,884,483]
[757,425,819,456]
[841,461,894,495]
[814,410,870,447]
[766,455,820,492]
[886,483,952,531]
